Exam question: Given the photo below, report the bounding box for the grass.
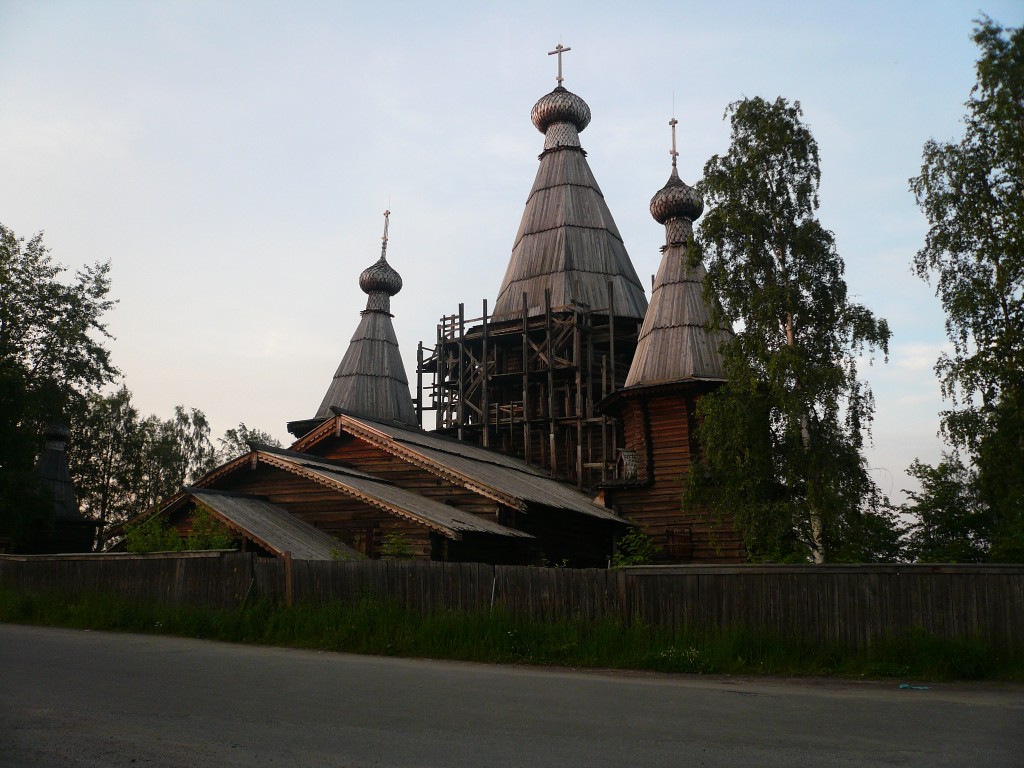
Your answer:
[1,587,1018,681]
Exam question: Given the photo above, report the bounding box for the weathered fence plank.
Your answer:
[2,555,1022,654]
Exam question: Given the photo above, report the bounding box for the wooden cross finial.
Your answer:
[380,209,391,259]
[548,43,571,86]
[669,117,679,169]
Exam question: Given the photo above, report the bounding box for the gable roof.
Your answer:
[197,446,531,541]
[175,489,360,561]
[292,412,625,525]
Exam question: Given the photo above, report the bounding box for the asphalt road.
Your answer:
[1,624,1021,767]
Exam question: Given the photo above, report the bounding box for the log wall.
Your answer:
[607,389,745,562]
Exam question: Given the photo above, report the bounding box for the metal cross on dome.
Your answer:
[669,117,679,169]
[380,209,391,259]
[548,43,571,86]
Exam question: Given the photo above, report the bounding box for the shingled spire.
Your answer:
[624,118,732,387]
[491,45,647,320]
[314,211,417,426]
[31,421,98,552]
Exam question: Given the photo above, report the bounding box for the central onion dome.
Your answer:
[531,86,592,134]
[359,256,402,298]
[650,167,704,224]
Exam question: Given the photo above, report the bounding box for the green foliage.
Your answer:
[0,469,54,552]
[124,504,236,553]
[68,385,145,549]
[68,388,219,547]
[906,17,1024,563]
[686,96,898,563]
[611,527,660,567]
[124,514,182,553]
[2,587,1017,681]
[0,224,117,416]
[216,422,282,463]
[136,406,217,508]
[379,531,414,560]
[0,222,245,550]
[904,455,989,562]
[0,364,53,549]
[0,223,117,548]
[185,504,236,550]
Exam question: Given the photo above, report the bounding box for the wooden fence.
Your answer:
[2,552,1022,654]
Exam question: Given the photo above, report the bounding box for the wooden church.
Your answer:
[139,46,743,565]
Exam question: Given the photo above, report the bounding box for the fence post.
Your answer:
[283,551,293,607]
[490,564,497,612]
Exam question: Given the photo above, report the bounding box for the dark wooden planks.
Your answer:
[4,556,1022,655]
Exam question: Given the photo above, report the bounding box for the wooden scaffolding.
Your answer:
[417,284,641,492]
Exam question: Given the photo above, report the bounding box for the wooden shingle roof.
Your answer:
[248,446,531,540]
[315,214,417,426]
[624,248,732,386]
[492,87,647,320]
[181,489,360,561]
[624,166,732,388]
[33,423,85,523]
[315,309,416,425]
[295,412,626,524]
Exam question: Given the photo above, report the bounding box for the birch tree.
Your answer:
[906,17,1024,561]
[685,97,899,563]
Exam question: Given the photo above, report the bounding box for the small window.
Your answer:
[617,449,638,481]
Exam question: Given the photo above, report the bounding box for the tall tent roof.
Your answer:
[491,48,647,321]
[315,212,417,426]
[33,422,85,523]
[624,121,732,388]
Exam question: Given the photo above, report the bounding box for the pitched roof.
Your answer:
[491,87,647,321]
[293,412,625,524]
[198,447,531,541]
[180,489,359,561]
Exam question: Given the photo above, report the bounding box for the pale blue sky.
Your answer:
[2,1,1020,503]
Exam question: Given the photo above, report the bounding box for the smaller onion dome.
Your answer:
[359,256,403,297]
[531,87,592,134]
[649,167,704,224]
[43,422,72,446]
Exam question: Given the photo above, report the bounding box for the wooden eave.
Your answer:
[289,415,348,453]
[596,377,725,416]
[290,411,521,510]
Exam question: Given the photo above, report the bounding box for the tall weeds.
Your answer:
[0,588,1015,681]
